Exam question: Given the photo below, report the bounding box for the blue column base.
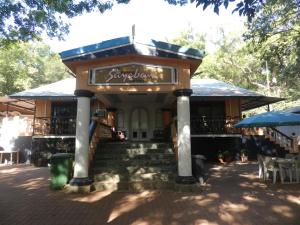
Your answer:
[175,176,196,185]
[69,177,93,186]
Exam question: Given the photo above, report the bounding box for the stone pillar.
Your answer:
[69,90,94,191]
[174,89,196,184]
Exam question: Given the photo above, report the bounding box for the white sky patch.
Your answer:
[44,0,246,53]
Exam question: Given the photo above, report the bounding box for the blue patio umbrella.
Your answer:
[234,111,300,128]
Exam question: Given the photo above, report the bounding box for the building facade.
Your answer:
[10,37,282,191]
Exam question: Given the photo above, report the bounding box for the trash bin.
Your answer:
[50,153,74,190]
[192,154,206,184]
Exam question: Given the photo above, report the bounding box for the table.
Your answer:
[0,151,19,164]
[275,158,299,184]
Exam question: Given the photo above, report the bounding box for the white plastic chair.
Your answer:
[263,156,280,184]
[257,154,264,179]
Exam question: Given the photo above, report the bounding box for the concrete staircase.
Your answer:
[91,142,199,192]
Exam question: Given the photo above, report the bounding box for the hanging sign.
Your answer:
[90,63,177,85]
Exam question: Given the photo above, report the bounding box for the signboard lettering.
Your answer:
[90,63,176,85]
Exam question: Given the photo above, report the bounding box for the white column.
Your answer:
[70,90,94,187]
[73,97,90,178]
[174,89,195,184]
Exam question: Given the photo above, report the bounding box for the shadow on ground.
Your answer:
[0,163,299,225]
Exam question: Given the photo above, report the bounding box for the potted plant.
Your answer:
[217,151,225,164]
[240,149,248,163]
[223,150,233,163]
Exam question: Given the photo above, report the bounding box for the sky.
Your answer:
[44,0,246,53]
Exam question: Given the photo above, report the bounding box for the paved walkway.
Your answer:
[0,163,299,225]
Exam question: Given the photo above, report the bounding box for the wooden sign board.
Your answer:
[90,63,177,85]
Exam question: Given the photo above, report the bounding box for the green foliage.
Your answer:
[240,148,248,155]
[199,30,272,93]
[246,0,300,100]
[168,0,264,20]
[0,0,266,44]
[0,0,129,44]
[167,28,206,51]
[0,42,70,95]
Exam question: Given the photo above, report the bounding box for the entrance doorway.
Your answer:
[131,108,148,141]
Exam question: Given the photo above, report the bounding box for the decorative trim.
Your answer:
[174,89,193,97]
[175,176,196,184]
[74,90,94,98]
[69,177,93,186]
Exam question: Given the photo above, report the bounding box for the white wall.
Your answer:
[0,116,33,151]
[276,126,300,145]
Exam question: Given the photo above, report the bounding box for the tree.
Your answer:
[0,42,71,95]
[199,30,273,93]
[167,27,206,50]
[0,0,265,44]
[0,0,130,44]
[167,0,264,19]
[245,0,300,99]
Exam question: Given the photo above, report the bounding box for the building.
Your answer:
[9,36,282,191]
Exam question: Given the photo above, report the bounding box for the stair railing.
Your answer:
[88,117,114,166]
[88,118,100,166]
[170,119,178,160]
[264,127,299,153]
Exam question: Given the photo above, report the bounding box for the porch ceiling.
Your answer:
[0,97,35,115]
[95,92,175,107]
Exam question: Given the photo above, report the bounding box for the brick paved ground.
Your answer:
[0,163,299,225]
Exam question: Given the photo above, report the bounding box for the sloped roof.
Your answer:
[191,79,262,97]
[191,79,283,110]
[9,78,283,111]
[60,36,204,61]
[10,78,76,99]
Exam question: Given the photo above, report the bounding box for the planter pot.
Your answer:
[241,154,248,163]
[218,157,225,164]
[224,155,233,163]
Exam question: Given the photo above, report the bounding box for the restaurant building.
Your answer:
[10,37,281,191]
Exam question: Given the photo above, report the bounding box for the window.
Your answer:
[50,101,77,135]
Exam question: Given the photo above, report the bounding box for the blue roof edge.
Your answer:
[60,36,204,60]
[59,36,131,59]
[147,39,204,58]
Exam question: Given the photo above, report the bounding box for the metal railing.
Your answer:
[33,117,76,136]
[264,127,299,153]
[191,116,241,134]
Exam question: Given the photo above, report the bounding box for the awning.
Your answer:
[0,97,34,115]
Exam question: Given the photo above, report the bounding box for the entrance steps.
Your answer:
[91,142,200,192]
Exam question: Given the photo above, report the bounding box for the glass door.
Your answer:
[131,108,148,141]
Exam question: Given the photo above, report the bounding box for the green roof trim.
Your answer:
[59,36,204,60]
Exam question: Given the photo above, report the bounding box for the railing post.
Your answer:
[291,136,299,153]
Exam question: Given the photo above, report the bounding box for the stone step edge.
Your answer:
[94,152,175,156]
[91,180,203,193]
[93,174,176,182]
